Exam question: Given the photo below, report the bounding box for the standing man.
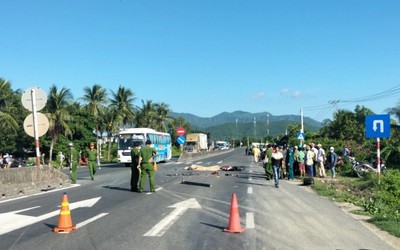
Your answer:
[271,145,284,188]
[138,140,158,193]
[265,144,273,180]
[286,146,295,180]
[57,151,65,169]
[130,142,141,192]
[86,142,97,181]
[316,144,326,178]
[327,147,338,178]
[68,142,79,184]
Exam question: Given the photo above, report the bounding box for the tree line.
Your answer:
[0,78,191,163]
[1,78,399,167]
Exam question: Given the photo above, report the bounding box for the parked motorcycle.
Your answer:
[349,156,386,178]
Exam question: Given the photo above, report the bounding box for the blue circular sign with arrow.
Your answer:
[177,136,186,145]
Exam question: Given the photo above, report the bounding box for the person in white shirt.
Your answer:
[316,144,326,177]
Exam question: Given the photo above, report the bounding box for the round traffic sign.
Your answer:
[176,127,186,136]
[21,87,47,112]
[177,136,186,145]
[23,112,50,137]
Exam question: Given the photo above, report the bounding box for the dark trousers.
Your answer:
[131,165,140,191]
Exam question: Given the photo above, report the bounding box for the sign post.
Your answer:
[365,114,391,182]
[21,87,48,166]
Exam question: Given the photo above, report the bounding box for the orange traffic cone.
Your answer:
[54,193,76,233]
[224,193,245,233]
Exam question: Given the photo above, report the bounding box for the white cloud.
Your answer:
[252,91,265,100]
[291,90,301,98]
[280,88,289,95]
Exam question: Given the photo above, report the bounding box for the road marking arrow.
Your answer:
[373,120,384,133]
[0,197,101,235]
[143,198,201,237]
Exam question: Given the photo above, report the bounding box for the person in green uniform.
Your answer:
[138,140,158,193]
[86,142,97,181]
[130,142,141,192]
[265,144,273,180]
[68,142,79,184]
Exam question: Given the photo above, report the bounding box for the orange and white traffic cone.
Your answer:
[54,193,76,233]
[224,193,245,233]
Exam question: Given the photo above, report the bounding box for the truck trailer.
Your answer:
[185,133,208,153]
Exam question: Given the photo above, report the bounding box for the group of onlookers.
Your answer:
[250,143,350,187]
[0,153,12,169]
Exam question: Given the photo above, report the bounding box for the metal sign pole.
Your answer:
[31,89,41,166]
[377,137,381,184]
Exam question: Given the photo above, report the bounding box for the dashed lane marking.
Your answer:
[246,212,255,229]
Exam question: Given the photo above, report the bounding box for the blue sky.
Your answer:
[1,0,399,122]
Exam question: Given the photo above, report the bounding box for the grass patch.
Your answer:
[312,171,400,238]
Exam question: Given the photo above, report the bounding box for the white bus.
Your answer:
[117,128,172,166]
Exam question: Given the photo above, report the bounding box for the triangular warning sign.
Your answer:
[297,134,304,140]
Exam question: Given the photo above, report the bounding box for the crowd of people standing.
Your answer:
[250,142,348,187]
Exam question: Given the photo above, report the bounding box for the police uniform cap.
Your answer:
[146,140,151,145]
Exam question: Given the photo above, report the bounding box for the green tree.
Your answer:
[109,85,136,127]
[46,85,73,161]
[81,84,108,158]
[0,79,19,133]
[101,108,120,161]
[154,102,172,132]
[135,100,156,128]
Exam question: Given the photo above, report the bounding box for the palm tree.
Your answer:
[135,100,157,128]
[81,84,108,159]
[109,85,136,127]
[154,102,172,132]
[46,85,73,161]
[101,107,120,161]
[0,79,18,133]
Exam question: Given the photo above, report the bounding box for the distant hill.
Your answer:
[170,111,322,139]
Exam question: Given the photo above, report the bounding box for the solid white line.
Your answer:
[246,212,255,229]
[0,184,80,204]
[248,177,253,181]
[143,208,186,236]
[247,187,253,194]
[76,213,108,228]
[145,187,163,195]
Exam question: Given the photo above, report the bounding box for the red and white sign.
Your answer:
[176,127,186,136]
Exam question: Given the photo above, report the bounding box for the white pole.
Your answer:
[31,89,41,166]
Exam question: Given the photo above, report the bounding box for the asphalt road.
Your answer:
[0,148,397,250]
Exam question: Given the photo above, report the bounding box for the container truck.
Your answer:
[185,133,208,153]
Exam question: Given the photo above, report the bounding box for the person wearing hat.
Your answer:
[327,147,338,178]
[86,142,98,181]
[68,142,79,184]
[138,140,158,193]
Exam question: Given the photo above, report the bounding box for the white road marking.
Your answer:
[247,187,253,194]
[246,212,255,229]
[249,169,253,173]
[145,187,163,195]
[143,198,201,237]
[76,213,108,228]
[0,197,101,235]
[248,177,253,181]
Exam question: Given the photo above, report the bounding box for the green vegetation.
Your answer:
[312,168,400,238]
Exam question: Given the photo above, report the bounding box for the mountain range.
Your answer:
[170,111,322,140]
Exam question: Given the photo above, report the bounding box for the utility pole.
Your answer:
[267,114,269,136]
[300,108,304,133]
[253,117,256,139]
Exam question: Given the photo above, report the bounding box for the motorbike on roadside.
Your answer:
[348,156,386,178]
